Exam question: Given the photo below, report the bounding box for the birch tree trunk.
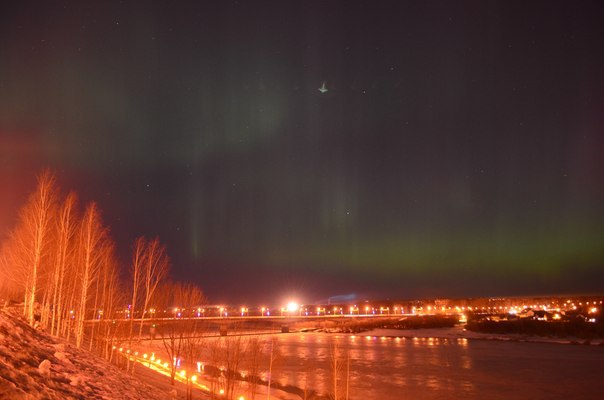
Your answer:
[75,203,106,348]
[138,237,169,337]
[51,192,78,336]
[21,171,57,326]
[129,237,145,339]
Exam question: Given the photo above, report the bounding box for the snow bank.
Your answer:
[0,309,183,400]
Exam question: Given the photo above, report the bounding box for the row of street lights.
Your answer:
[172,303,407,318]
[114,346,249,399]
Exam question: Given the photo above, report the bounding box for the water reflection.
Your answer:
[268,332,604,399]
[194,332,603,399]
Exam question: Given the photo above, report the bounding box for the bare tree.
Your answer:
[329,339,351,400]
[97,243,123,359]
[62,258,79,340]
[201,327,247,400]
[75,202,107,348]
[0,232,27,302]
[88,241,118,352]
[219,333,245,400]
[206,336,224,399]
[178,283,206,400]
[266,336,280,400]
[13,170,57,326]
[156,280,185,385]
[330,341,342,400]
[157,281,205,388]
[244,337,265,400]
[49,192,78,336]
[346,350,350,400]
[138,237,169,337]
[0,239,24,302]
[128,237,145,340]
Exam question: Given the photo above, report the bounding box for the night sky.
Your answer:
[1,1,603,304]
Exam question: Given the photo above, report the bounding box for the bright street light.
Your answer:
[287,301,299,313]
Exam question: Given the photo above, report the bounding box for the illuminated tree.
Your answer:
[0,233,24,300]
[244,337,266,400]
[178,283,206,400]
[156,281,205,387]
[89,240,120,352]
[48,192,78,336]
[156,280,185,384]
[266,336,281,400]
[138,237,169,336]
[75,202,108,348]
[200,325,247,400]
[0,238,24,301]
[128,236,170,339]
[218,332,245,400]
[6,170,57,326]
[328,340,351,400]
[62,257,79,340]
[96,242,124,359]
[128,237,145,339]
[0,170,179,363]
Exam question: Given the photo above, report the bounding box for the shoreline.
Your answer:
[356,326,604,346]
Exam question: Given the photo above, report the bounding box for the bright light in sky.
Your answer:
[287,301,299,312]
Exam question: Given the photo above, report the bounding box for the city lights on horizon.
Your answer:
[63,295,602,324]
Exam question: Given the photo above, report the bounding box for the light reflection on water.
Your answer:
[272,333,604,400]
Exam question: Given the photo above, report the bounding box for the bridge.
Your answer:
[90,313,459,339]
[170,314,407,334]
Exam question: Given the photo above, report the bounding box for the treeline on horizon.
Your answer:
[0,169,205,352]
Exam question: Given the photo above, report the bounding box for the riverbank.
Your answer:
[361,325,604,345]
[0,309,190,400]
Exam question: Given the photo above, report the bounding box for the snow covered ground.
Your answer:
[0,308,198,399]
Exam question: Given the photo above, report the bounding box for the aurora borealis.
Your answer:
[1,1,603,303]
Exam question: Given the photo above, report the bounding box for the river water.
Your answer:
[266,332,604,400]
